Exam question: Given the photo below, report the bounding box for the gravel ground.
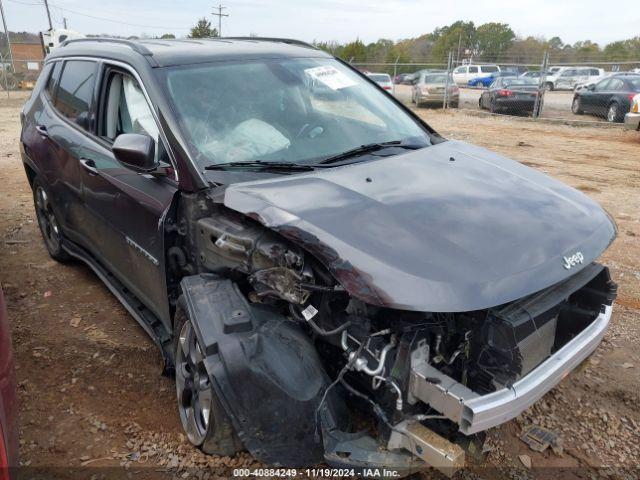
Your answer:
[1,91,639,479]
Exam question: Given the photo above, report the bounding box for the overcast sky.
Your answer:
[3,0,638,46]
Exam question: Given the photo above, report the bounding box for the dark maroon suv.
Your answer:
[19,37,617,475]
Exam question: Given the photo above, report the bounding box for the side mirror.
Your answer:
[112,133,157,173]
[587,84,595,91]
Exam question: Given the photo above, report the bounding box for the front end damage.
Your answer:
[167,183,617,476]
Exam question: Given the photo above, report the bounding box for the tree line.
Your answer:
[314,21,640,68]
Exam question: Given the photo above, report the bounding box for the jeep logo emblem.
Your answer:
[562,251,584,270]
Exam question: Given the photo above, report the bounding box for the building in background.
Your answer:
[9,41,44,79]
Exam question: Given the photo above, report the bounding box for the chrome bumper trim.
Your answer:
[410,305,612,435]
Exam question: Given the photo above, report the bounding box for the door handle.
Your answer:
[35,124,49,138]
[79,158,99,175]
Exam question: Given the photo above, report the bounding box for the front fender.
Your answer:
[180,274,347,466]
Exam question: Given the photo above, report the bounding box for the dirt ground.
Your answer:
[1,91,639,479]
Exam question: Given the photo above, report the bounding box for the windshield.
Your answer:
[503,78,538,87]
[422,74,449,84]
[369,74,391,82]
[160,58,432,167]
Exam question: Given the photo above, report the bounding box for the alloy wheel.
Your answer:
[607,104,618,122]
[176,320,213,446]
[35,186,62,253]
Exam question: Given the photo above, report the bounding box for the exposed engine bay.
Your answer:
[166,194,617,475]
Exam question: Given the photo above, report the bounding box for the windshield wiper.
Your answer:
[204,160,316,172]
[318,140,425,165]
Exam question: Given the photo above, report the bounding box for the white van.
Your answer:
[545,67,605,91]
[452,64,500,85]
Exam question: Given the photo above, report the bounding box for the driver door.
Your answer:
[77,63,177,326]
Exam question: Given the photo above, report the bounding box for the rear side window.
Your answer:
[46,61,63,98]
[607,78,624,91]
[55,60,97,129]
[468,66,478,73]
[590,69,600,76]
[481,66,499,73]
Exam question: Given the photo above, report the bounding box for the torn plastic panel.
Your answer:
[179,274,347,466]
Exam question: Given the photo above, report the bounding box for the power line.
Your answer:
[5,0,189,30]
[211,4,228,37]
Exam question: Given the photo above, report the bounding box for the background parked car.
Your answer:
[572,73,640,122]
[520,70,543,80]
[0,285,18,477]
[625,93,640,131]
[367,72,393,91]
[546,67,604,91]
[408,69,445,84]
[452,64,500,85]
[468,70,518,88]
[412,72,459,107]
[393,73,413,84]
[479,77,539,115]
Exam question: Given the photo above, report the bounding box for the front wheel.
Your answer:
[572,97,584,115]
[32,177,71,262]
[174,303,242,456]
[607,103,622,123]
[545,82,554,91]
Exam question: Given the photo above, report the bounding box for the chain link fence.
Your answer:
[0,58,44,93]
[354,52,640,124]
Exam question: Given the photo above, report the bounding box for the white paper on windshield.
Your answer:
[305,66,357,90]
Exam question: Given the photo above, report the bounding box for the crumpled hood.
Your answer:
[222,140,616,311]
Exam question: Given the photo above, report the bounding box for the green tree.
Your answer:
[160,33,176,39]
[431,21,476,62]
[189,18,218,39]
[573,40,600,61]
[548,36,564,51]
[341,39,367,62]
[476,22,515,60]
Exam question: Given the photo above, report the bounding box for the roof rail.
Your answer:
[59,38,154,56]
[220,37,317,50]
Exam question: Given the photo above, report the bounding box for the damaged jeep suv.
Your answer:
[20,38,617,475]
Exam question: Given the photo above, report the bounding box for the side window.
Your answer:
[590,69,600,76]
[482,66,499,73]
[607,78,624,91]
[46,61,63,99]
[594,79,610,91]
[468,66,478,73]
[55,60,97,129]
[101,70,168,164]
[453,66,465,74]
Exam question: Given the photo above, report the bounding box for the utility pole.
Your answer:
[0,0,14,72]
[43,0,53,30]
[63,17,68,29]
[211,4,228,37]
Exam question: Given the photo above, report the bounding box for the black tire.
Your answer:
[571,96,584,115]
[450,102,459,109]
[606,102,622,123]
[545,82,554,91]
[174,301,242,456]
[32,177,71,262]
[489,99,497,114]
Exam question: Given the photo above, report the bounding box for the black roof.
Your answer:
[52,37,331,67]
